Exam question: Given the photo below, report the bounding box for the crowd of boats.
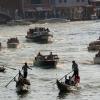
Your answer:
[1,26,100,95]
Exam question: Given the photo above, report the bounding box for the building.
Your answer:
[89,0,100,18]
[49,0,94,20]
[0,0,21,19]
[21,0,53,19]
[0,0,95,21]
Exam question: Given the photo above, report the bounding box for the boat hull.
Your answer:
[56,80,77,93]
[16,78,30,94]
[16,84,30,94]
[7,43,19,48]
[94,57,100,64]
[0,67,5,72]
[34,60,57,68]
[88,45,100,51]
[26,35,52,43]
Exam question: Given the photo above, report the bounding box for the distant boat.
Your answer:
[26,27,53,43]
[0,66,6,72]
[88,40,100,51]
[7,37,19,48]
[38,18,70,23]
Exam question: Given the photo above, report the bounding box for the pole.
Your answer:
[5,69,22,87]
[53,71,73,85]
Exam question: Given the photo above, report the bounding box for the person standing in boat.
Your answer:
[72,60,79,77]
[22,62,32,78]
[71,60,80,85]
[47,52,53,60]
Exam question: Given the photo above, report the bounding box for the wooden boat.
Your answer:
[0,66,5,72]
[56,75,80,93]
[7,37,19,48]
[34,52,59,68]
[56,79,79,93]
[88,40,100,51]
[15,77,30,94]
[16,78,30,93]
[25,27,53,43]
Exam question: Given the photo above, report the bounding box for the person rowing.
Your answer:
[71,60,80,84]
[22,62,32,78]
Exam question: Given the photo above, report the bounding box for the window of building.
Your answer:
[50,0,55,4]
[59,0,62,3]
[77,0,80,2]
[64,0,67,3]
[31,0,41,4]
[82,0,85,2]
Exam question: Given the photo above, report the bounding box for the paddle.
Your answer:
[53,71,73,85]
[59,71,73,81]
[1,65,17,70]
[5,69,22,87]
[5,66,17,70]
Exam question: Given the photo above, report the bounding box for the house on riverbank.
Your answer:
[89,0,100,18]
[0,0,98,22]
[50,0,94,20]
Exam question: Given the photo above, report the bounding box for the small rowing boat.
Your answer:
[14,72,30,94]
[34,52,59,68]
[56,75,80,93]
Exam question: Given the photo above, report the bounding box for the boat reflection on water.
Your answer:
[58,91,69,99]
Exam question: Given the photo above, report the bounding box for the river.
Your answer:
[0,20,100,100]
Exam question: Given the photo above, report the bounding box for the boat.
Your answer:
[34,52,59,68]
[88,40,100,51]
[56,75,80,93]
[7,37,19,48]
[15,73,30,94]
[94,50,100,64]
[0,66,5,72]
[25,27,53,43]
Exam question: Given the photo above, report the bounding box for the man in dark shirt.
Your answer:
[72,60,79,77]
[22,62,32,78]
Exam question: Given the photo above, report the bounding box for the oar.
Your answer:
[1,65,17,70]
[53,71,73,85]
[5,70,22,87]
[5,66,17,70]
[60,71,73,81]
